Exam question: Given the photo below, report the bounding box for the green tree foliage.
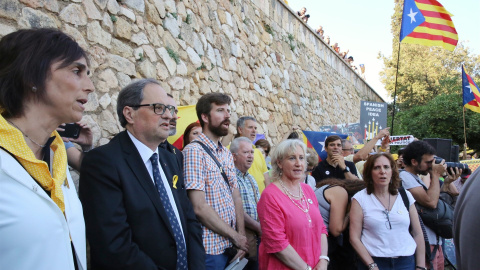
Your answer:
[393,93,480,150]
[381,1,480,152]
[379,1,480,109]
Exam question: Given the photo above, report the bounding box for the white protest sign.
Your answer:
[376,135,415,146]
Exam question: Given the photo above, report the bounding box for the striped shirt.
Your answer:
[236,168,260,221]
[183,133,237,255]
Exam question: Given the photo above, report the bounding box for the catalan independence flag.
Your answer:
[462,65,480,113]
[167,105,198,149]
[400,0,458,51]
[302,130,348,161]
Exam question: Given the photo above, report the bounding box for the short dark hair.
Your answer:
[117,78,160,128]
[363,153,400,195]
[255,139,271,155]
[402,141,436,166]
[0,28,88,117]
[325,135,342,148]
[196,93,231,128]
[237,116,256,129]
[287,131,301,140]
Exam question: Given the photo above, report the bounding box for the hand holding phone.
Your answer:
[57,123,82,139]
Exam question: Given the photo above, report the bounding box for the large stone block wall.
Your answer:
[0,0,383,146]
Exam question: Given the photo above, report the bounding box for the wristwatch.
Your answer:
[342,166,350,173]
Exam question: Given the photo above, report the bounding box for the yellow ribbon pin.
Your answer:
[173,175,178,189]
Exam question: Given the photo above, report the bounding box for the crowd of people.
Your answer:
[1,28,479,270]
[297,7,363,78]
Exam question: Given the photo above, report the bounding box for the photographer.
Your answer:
[400,141,446,270]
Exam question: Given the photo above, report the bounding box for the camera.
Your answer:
[434,156,471,175]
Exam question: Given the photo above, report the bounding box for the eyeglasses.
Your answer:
[129,103,178,115]
[383,210,392,230]
[342,148,354,152]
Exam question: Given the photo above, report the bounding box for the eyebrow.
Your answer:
[73,62,90,75]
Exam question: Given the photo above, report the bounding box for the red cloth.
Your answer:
[258,183,327,269]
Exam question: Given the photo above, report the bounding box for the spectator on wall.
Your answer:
[324,36,331,45]
[316,26,324,39]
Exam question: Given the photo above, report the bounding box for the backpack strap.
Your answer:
[398,186,410,212]
[399,186,436,270]
[191,141,231,192]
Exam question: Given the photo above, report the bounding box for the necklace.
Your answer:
[279,179,302,199]
[279,181,313,225]
[373,192,391,212]
[7,120,46,148]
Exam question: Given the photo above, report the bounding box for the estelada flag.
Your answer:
[167,105,198,150]
[400,0,458,51]
[462,65,480,113]
[301,130,348,161]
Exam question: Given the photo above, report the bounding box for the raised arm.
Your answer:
[408,163,446,209]
[353,128,389,163]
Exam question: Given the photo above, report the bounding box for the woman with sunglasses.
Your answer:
[350,153,426,270]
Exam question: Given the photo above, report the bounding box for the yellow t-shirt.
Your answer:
[249,148,268,193]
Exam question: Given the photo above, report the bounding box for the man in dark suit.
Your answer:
[79,78,205,270]
[160,93,183,170]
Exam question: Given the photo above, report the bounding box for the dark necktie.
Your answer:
[150,153,188,270]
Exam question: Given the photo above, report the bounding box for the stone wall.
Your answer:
[0,0,383,147]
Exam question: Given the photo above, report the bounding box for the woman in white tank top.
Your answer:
[350,153,426,270]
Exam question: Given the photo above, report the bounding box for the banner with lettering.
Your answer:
[360,101,387,141]
[375,135,415,146]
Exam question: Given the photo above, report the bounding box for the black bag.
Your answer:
[415,196,453,239]
[411,175,454,239]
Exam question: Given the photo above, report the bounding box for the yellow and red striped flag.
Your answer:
[400,0,458,51]
[462,65,480,113]
[167,105,198,150]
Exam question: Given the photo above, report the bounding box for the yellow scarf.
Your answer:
[0,114,67,213]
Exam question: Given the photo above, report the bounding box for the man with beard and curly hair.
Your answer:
[183,93,248,270]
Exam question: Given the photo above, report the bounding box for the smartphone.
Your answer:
[58,123,81,139]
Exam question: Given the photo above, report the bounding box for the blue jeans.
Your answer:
[357,255,414,270]
[205,253,228,270]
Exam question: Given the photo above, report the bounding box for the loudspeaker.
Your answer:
[450,145,459,163]
[423,138,452,161]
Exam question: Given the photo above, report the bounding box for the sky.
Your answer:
[287,0,480,102]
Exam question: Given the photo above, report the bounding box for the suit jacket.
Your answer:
[162,141,184,171]
[79,131,205,270]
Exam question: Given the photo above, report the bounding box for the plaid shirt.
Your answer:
[235,168,260,221]
[183,133,238,255]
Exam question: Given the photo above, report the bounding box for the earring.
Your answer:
[32,86,37,92]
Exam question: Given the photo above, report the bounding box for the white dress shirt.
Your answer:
[127,131,185,238]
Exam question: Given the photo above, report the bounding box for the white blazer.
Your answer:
[0,149,86,270]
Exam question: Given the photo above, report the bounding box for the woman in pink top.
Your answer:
[257,140,329,270]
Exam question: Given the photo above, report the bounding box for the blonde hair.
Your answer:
[270,140,307,180]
